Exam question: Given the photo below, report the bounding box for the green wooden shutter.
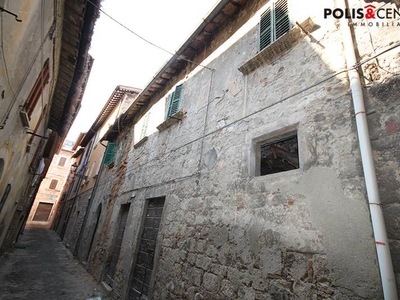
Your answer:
[275,0,290,40]
[259,6,272,51]
[103,142,116,165]
[167,84,183,117]
[259,0,289,51]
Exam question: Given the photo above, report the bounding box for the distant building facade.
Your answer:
[53,86,141,256]
[27,141,74,225]
[58,0,400,299]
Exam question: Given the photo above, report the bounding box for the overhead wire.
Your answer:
[82,39,400,194]
[0,11,17,129]
[86,0,213,71]
[0,16,54,130]
[40,0,45,136]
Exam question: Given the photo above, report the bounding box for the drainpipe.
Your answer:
[339,4,398,300]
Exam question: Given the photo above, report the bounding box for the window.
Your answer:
[167,84,183,117]
[49,179,58,189]
[103,142,116,165]
[140,112,151,139]
[259,0,290,51]
[58,157,67,167]
[24,58,50,118]
[256,133,298,176]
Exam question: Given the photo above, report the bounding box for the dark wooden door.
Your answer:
[129,197,165,300]
[33,202,53,222]
[105,204,130,286]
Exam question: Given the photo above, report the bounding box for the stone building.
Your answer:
[61,0,399,299]
[27,140,74,225]
[0,0,99,253]
[53,86,141,256]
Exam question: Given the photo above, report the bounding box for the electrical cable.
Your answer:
[78,39,400,194]
[40,0,45,136]
[0,12,17,129]
[0,17,54,130]
[86,0,212,71]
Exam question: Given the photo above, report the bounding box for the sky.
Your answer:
[66,0,219,142]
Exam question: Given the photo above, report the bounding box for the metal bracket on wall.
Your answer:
[0,7,22,22]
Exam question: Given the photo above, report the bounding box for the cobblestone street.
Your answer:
[0,224,107,300]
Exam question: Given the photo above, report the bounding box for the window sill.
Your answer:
[134,136,148,149]
[253,168,302,180]
[103,161,114,169]
[238,18,317,75]
[157,111,184,132]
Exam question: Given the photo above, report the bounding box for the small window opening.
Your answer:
[58,157,66,166]
[259,134,298,176]
[49,179,58,189]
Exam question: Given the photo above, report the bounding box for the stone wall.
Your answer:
[77,0,400,299]
[62,188,92,252]
[352,12,400,292]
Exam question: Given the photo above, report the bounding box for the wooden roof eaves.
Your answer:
[111,0,264,140]
[80,86,141,147]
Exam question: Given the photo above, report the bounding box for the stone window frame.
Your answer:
[250,123,302,177]
[239,18,317,75]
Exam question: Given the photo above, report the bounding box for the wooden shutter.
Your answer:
[167,84,183,117]
[24,58,50,118]
[259,6,272,51]
[103,142,116,165]
[140,112,151,139]
[259,0,289,51]
[275,0,290,40]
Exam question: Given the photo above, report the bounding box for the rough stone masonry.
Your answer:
[65,0,400,299]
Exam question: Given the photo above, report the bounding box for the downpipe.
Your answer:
[339,4,398,299]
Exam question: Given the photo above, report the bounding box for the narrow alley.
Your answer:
[1,0,400,299]
[0,224,107,300]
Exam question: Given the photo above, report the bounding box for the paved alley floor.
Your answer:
[0,223,107,300]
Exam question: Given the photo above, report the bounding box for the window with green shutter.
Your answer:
[103,142,116,165]
[167,84,183,118]
[259,0,290,51]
